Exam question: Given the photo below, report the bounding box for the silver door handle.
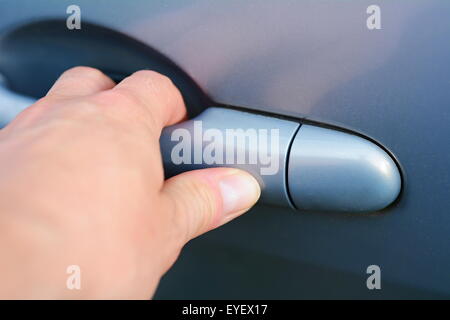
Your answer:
[161,108,402,213]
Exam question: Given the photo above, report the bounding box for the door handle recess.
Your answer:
[0,86,401,213]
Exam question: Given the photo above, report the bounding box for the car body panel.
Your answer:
[0,0,449,298]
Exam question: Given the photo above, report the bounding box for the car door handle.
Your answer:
[0,84,401,213]
[160,107,401,213]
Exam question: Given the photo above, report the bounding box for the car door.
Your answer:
[0,0,449,299]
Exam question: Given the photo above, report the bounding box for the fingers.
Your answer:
[44,68,186,138]
[161,168,261,243]
[110,70,186,132]
[4,67,115,130]
[46,66,115,99]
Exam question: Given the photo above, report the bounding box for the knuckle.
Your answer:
[179,179,218,231]
[132,70,175,89]
[192,181,217,217]
[94,89,151,119]
[93,89,139,107]
[63,66,105,79]
[90,90,153,127]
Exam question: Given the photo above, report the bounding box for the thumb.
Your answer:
[161,168,261,242]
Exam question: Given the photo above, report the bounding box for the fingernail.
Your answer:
[218,170,261,218]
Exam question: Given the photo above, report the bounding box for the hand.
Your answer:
[0,67,260,299]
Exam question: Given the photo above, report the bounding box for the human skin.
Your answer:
[0,67,260,299]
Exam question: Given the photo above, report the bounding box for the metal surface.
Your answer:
[161,107,299,207]
[288,124,401,212]
[161,107,401,212]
